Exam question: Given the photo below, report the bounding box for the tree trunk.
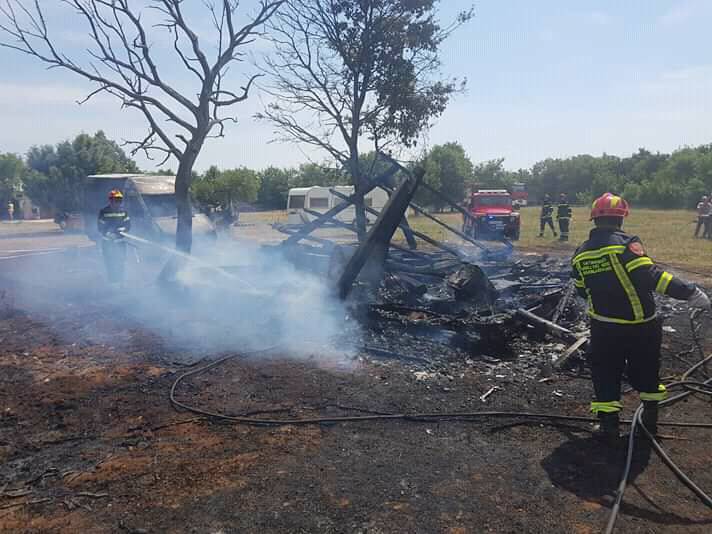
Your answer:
[354,179,367,242]
[174,149,199,254]
[348,150,367,241]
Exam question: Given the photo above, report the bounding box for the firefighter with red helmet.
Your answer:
[98,190,131,285]
[571,193,710,444]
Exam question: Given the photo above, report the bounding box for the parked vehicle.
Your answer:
[286,186,390,226]
[462,189,520,240]
[54,211,84,232]
[510,182,528,207]
[83,174,216,244]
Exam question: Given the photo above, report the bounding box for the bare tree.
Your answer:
[258,0,472,239]
[0,0,285,252]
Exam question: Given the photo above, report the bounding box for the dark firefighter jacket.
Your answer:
[540,201,554,219]
[98,205,131,236]
[556,201,572,220]
[571,228,694,324]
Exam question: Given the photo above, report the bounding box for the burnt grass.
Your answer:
[1,253,712,533]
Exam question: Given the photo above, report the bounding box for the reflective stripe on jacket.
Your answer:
[557,203,572,220]
[98,205,131,235]
[571,228,694,324]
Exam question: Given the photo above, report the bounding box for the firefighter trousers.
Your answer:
[101,238,127,284]
[558,218,570,241]
[695,216,709,238]
[539,217,556,236]
[589,318,665,414]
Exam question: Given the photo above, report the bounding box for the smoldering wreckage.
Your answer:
[159,157,590,371]
[2,156,712,532]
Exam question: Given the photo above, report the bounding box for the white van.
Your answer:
[286,185,390,226]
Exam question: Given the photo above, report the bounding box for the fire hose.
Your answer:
[169,315,712,532]
[604,311,712,534]
[119,231,256,291]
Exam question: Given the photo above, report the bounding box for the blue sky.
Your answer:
[1,0,711,172]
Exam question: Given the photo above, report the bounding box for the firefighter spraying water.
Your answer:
[98,190,130,286]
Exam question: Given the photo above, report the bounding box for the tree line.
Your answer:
[2,130,710,216]
[0,130,351,214]
[416,143,712,210]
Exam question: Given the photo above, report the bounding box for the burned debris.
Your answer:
[270,153,589,370]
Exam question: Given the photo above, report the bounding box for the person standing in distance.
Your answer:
[694,195,710,238]
[556,193,572,241]
[538,193,557,238]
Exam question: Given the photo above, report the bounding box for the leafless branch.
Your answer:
[0,0,286,253]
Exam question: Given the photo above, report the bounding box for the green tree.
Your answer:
[292,163,348,188]
[259,0,472,237]
[193,167,260,211]
[419,143,473,211]
[23,131,139,211]
[471,158,511,189]
[258,167,294,209]
[0,153,25,209]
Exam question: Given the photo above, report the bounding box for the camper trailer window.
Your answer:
[309,197,328,209]
[288,195,305,209]
[364,197,373,208]
[144,194,177,217]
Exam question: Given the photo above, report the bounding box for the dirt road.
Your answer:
[1,225,711,533]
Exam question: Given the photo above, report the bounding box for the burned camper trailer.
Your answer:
[83,174,216,244]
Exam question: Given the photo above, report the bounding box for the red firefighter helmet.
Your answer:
[108,190,124,201]
[590,192,629,220]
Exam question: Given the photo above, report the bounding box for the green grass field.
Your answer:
[409,207,712,273]
[244,207,712,273]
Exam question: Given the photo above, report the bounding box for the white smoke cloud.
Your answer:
[2,238,357,364]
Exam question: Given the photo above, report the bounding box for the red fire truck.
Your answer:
[510,182,528,207]
[463,189,520,241]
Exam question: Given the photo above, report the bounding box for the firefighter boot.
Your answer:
[593,412,620,446]
[641,402,658,437]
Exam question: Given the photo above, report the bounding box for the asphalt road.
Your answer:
[0,220,93,260]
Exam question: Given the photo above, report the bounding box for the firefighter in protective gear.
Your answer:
[538,194,557,237]
[98,190,131,284]
[694,195,710,238]
[556,193,572,241]
[572,192,710,444]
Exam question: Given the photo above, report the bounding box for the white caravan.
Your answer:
[286,186,390,225]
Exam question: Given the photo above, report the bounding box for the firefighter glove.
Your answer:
[688,287,712,311]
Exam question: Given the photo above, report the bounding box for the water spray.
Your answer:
[119,231,255,291]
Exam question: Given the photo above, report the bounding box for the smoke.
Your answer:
[0,238,358,364]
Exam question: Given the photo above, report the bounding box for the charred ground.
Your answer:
[1,236,711,533]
